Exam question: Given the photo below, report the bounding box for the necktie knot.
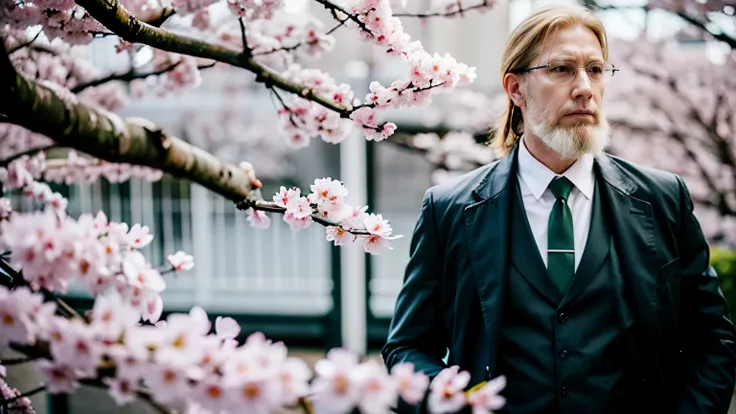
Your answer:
[549,176,573,201]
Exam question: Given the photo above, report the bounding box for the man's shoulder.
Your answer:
[603,153,684,204]
[425,162,498,208]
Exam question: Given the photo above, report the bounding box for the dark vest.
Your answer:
[494,175,647,414]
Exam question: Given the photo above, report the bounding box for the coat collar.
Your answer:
[470,142,638,202]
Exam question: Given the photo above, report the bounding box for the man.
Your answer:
[381,4,736,414]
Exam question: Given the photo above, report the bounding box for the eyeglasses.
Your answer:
[510,60,619,84]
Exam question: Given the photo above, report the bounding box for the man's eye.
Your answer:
[550,65,571,73]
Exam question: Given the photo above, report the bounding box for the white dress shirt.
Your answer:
[516,139,595,271]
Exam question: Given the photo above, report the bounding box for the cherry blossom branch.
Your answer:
[253,19,346,56]
[142,7,177,27]
[0,255,84,322]
[44,288,88,322]
[237,199,372,236]
[297,397,314,414]
[0,145,58,167]
[4,340,172,414]
[239,17,251,54]
[584,0,736,49]
[393,0,490,18]
[71,62,216,93]
[0,44,260,204]
[674,11,736,49]
[267,85,299,128]
[312,0,372,34]
[0,257,19,287]
[8,29,43,54]
[78,379,172,414]
[0,356,37,365]
[0,383,45,406]
[73,0,352,116]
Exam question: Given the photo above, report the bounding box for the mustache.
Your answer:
[559,107,598,118]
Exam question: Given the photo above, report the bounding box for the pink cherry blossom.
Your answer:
[0,375,35,413]
[391,362,430,405]
[364,213,393,237]
[467,375,506,414]
[35,360,80,394]
[326,225,354,246]
[215,316,240,340]
[427,365,471,414]
[0,287,36,346]
[166,251,195,272]
[246,208,271,228]
[310,348,363,413]
[355,360,399,414]
[126,224,153,249]
[105,376,138,406]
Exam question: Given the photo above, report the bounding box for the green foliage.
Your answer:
[712,246,736,322]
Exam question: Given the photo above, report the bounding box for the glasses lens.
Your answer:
[588,62,616,82]
[546,61,616,83]
[546,61,576,83]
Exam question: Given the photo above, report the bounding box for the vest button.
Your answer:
[560,350,568,359]
[558,312,568,323]
[561,384,569,396]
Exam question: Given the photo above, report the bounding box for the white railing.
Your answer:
[34,177,334,316]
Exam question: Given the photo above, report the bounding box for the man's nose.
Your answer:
[571,70,593,100]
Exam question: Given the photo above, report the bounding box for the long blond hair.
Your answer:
[490,4,609,157]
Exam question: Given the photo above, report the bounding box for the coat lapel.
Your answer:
[463,145,517,373]
[595,154,663,345]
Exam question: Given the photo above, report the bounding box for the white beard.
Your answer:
[526,102,611,159]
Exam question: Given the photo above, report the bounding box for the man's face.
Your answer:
[523,24,610,159]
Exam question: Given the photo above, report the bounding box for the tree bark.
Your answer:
[0,41,259,203]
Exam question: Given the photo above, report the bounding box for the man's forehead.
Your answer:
[535,25,605,61]
[539,45,604,61]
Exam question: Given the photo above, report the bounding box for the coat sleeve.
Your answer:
[675,175,736,414]
[381,189,448,413]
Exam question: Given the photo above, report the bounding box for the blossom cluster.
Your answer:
[0,151,504,414]
[244,177,402,255]
[0,284,505,414]
[3,0,480,149]
[0,153,177,320]
[1,0,105,45]
[0,123,55,163]
[4,28,130,111]
[271,0,480,147]
[129,49,205,99]
[0,374,35,413]
[43,150,164,184]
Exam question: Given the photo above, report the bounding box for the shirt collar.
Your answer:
[517,137,595,200]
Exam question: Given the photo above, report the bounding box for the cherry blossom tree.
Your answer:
[0,0,512,410]
[605,38,736,246]
[586,0,736,49]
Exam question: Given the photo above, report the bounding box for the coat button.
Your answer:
[561,384,569,396]
[558,312,569,323]
[560,350,568,359]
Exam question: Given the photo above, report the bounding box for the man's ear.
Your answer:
[502,73,526,108]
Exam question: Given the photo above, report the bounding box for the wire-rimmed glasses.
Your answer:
[510,60,619,84]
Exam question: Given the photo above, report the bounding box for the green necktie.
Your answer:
[547,176,575,293]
